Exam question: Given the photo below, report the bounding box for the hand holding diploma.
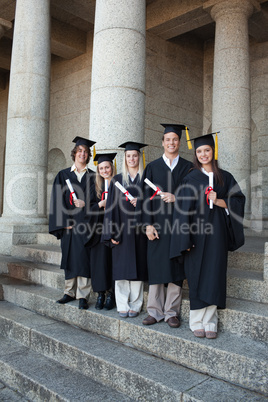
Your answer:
[144,178,162,200]
[115,181,134,201]
[209,172,213,209]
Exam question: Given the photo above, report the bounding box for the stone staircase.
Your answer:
[0,234,267,401]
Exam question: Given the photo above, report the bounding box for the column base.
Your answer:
[0,221,48,255]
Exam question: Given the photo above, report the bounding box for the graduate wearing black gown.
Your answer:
[85,153,116,310]
[49,136,95,309]
[137,124,192,328]
[102,142,148,318]
[170,133,245,338]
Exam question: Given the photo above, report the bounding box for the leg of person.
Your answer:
[103,287,116,310]
[189,308,206,338]
[128,281,144,317]
[95,291,105,310]
[115,280,130,317]
[203,305,218,339]
[143,284,165,325]
[76,276,91,310]
[57,278,76,303]
[164,283,182,328]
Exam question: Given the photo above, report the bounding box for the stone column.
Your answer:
[89,0,146,165]
[0,0,51,254]
[208,0,254,218]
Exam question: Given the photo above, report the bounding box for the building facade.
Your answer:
[0,0,267,254]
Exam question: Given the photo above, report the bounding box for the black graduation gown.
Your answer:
[170,168,245,309]
[102,173,148,282]
[85,182,113,292]
[137,156,192,285]
[49,167,95,280]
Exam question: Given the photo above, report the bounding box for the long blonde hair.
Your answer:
[95,162,116,199]
[122,151,144,185]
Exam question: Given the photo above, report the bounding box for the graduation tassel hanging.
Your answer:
[186,126,192,150]
[215,132,218,160]
[114,158,117,174]
[142,149,146,169]
[93,146,98,166]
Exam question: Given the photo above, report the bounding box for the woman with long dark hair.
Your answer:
[170,133,245,339]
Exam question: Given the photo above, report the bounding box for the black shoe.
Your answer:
[95,292,105,310]
[57,294,75,304]
[104,291,115,310]
[79,298,88,310]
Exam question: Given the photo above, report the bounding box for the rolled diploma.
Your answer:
[144,178,163,197]
[104,179,109,200]
[208,172,213,209]
[115,181,134,201]
[66,179,77,201]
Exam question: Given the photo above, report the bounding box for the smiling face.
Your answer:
[98,161,113,179]
[125,150,140,169]
[162,132,180,156]
[74,145,89,165]
[196,145,213,167]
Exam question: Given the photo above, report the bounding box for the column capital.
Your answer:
[204,0,260,21]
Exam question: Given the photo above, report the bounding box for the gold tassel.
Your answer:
[114,158,117,174]
[93,145,97,166]
[142,149,146,169]
[215,132,218,160]
[186,126,192,149]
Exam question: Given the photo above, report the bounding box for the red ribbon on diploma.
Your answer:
[124,191,129,201]
[101,191,108,201]
[150,187,161,200]
[205,186,213,205]
[70,192,75,205]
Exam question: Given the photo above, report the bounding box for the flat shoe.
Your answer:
[128,311,139,318]
[119,311,128,318]
[57,294,75,304]
[206,331,217,339]
[167,316,180,328]
[142,315,157,325]
[193,329,205,338]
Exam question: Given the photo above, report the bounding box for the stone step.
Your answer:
[0,333,132,402]
[1,257,268,341]
[3,251,268,304]
[0,278,267,396]
[0,301,267,401]
[37,232,59,246]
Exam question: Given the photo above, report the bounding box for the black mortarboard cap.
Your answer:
[118,141,147,152]
[161,123,187,139]
[94,153,117,164]
[187,132,219,160]
[72,136,96,148]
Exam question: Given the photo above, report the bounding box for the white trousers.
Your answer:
[190,305,218,332]
[64,277,91,300]
[147,283,182,322]
[115,280,144,312]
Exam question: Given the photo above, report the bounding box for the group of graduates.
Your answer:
[49,123,245,339]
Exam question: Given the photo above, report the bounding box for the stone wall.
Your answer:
[144,32,204,164]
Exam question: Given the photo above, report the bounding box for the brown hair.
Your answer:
[95,162,116,199]
[71,145,91,164]
[193,146,223,186]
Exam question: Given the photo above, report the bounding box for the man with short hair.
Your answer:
[49,136,95,309]
[138,124,192,327]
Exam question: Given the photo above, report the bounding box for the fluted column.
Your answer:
[0,0,51,253]
[89,0,146,160]
[209,0,254,217]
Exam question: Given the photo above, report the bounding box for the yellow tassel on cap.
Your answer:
[93,145,97,166]
[114,158,117,174]
[215,132,218,160]
[186,126,192,150]
[142,149,146,169]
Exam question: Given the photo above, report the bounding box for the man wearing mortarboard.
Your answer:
[49,136,95,310]
[138,124,192,327]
